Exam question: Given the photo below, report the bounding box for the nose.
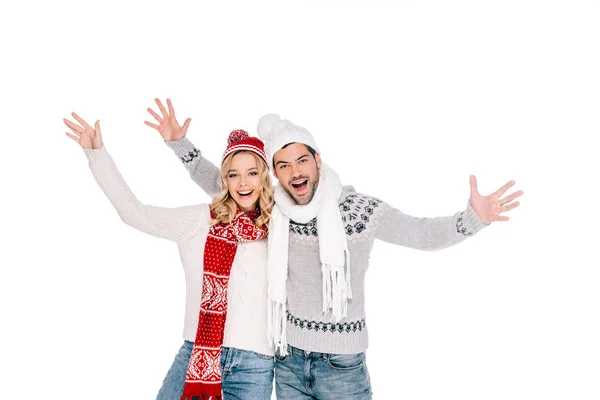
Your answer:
[290,163,301,178]
[239,174,247,187]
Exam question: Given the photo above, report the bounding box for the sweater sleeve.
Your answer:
[165,137,222,198]
[374,201,487,251]
[84,145,206,243]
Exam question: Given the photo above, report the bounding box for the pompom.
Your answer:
[228,129,249,144]
[257,114,281,142]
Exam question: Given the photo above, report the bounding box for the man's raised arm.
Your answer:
[144,97,221,198]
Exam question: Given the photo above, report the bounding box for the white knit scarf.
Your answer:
[267,163,352,356]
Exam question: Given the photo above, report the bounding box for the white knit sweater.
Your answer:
[84,146,274,356]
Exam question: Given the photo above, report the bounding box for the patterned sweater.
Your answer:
[166,138,486,354]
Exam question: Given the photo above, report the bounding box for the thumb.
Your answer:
[469,175,478,196]
[94,120,103,149]
[182,118,191,133]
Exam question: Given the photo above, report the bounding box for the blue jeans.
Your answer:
[275,345,372,399]
[156,341,274,400]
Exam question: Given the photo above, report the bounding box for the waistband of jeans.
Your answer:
[287,344,329,358]
[286,344,367,359]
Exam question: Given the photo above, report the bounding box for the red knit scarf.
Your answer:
[181,208,267,400]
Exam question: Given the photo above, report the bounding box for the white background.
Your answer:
[1,1,599,399]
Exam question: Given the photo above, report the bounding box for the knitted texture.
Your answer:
[257,114,320,166]
[167,138,486,354]
[85,145,274,360]
[221,129,268,167]
[182,209,267,399]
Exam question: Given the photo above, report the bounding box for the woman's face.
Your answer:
[226,152,262,212]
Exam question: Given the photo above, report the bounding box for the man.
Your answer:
[146,98,523,399]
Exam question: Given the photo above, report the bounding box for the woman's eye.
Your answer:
[250,172,258,176]
[228,174,237,178]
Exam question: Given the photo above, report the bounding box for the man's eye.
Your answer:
[300,158,307,163]
[279,164,288,169]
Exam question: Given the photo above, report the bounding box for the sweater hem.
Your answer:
[286,323,369,355]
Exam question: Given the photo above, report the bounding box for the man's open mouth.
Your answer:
[290,179,309,193]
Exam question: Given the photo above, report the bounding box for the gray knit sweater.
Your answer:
[166,138,486,354]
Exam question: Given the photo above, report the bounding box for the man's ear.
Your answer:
[315,152,322,168]
[272,165,279,179]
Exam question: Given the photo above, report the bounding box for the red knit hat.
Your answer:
[221,129,269,168]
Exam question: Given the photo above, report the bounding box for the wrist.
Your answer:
[457,202,487,236]
[166,137,198,159]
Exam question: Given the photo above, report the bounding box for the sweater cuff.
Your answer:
[165,137,200,162]
[456,202,487,236]
[83,145,109,163]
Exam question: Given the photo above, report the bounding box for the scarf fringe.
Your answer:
[269,301,288,356]
[181,383,223,399]
[322,249,353,322]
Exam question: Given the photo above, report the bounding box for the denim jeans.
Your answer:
[275,345,372,399]
[156,341,274,400]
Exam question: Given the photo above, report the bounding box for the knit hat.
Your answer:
[257,114,320,166]
[221,129,269,168]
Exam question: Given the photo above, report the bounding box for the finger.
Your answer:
[494,180,516,198]
[499,201,520,213]
[155,98,168,119]
[65,132,80,142]
[499,190,523,206]
[469,175,478,195]
[144,120,160,130]
[71,112,93,130]
[167,98,176,118]
[147,108,163,123]
[63,118,84,134]
[182,117,191,133]
[64,125,81,136]
[495,216,510,222]
[95,120,102,137]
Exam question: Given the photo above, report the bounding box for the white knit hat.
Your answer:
[257,114,320,167]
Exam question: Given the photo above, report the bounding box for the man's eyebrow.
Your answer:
[275,154,310,166]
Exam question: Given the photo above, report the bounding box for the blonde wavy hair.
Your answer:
[210,151,274,229]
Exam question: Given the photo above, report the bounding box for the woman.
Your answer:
[64,109,275,400]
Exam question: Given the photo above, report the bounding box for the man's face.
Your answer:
[273,143,322,205]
